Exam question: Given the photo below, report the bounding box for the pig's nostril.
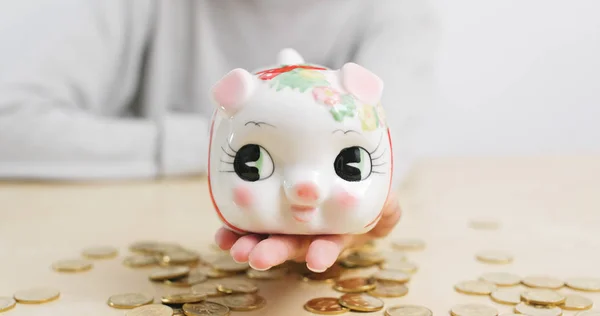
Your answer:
[294,183,319,201]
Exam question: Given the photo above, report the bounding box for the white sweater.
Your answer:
[0,0,437,186]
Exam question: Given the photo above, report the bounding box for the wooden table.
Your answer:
[1,157,599,316]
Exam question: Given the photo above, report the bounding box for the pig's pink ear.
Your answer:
[211,68,256,116]
[341,63,384,105]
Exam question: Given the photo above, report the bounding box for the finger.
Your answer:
[368,196,402,238]
[229,234,263,263]
[214,227,241,250]
[305,235,350,272]
[248,235,310,271]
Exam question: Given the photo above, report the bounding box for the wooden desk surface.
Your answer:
[1,157,600,316]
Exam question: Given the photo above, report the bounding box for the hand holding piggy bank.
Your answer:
[208,49,393,236]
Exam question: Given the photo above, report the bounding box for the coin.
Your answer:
[183,301,230,316]
[0,297,16,312]
[522,276,564,289]
[149,266,190,281]
[159,250,201,266]
[576,311,600,316]
[246,267,288,280]
[475,250,513,264]
[216,279,258,294]
[51,259,93,272]
[450,304,498,316]
[521,289,565,306]
[561,294,594,311]
[304,297,349,315]
[372,269,411,284]
[162,292,207,304]
[165,273,208,287]
[480,272,521,286]
[82,246,118,259]
[391,238,426,251]
[302,264,343,282]
[193,266,236,278]
[454,280,497,295]
[208,293,266,311]
[514,302,562,316]
[13,287,60,304]
[210,256,249,272]
[172,307,186,316]
[385,305,433,316]
[368,282,409,298]
[107,293,154,309]
[338,293,384,312]
[565,277,600,292]
[469,220,500,230]
[340,250,385,268]
[130,241,182,254]
[381,252,408,263]
[123,255,158,268]
[490,289,522,305]
[125,304,173,316]
[192,282,222,297]
[380,261,418,274]
[333,277,376,293]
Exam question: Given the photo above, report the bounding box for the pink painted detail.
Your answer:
[294,183,320,202]
[211,68,254,116]
[312,86,341,106]
[341,63,384,105]
[290,205,316,223]
[335,190,358,209]
[233,186,253,209]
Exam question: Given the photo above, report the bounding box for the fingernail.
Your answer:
[249,262,270,271]
[306,263,326,273]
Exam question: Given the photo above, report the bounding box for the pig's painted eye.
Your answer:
[233,144,275,182]
[333,146,372,182]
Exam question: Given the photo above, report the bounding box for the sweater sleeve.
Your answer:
[352,1,440,189]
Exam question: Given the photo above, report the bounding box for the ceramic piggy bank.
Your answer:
[207,49,393,235]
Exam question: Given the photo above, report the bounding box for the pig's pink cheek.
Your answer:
[233,186,253,209]
[335,191,358,209]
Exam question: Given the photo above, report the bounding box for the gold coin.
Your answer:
[522,276,564,289]
[490,289,522,305]
[161,292,207,304]
[191,282,222,297]
[372,269,411,284]
[210,256,249,272]
[130,241,182,254]
[107,293,154,309]
[302,264,344,283]
[338,293,384,312]
[469,219,500,230]
[561,294,594,311]
[183,301,230,316]
[82,246,118,259]
[521,289,565,306]
[480,272,521,286]
[159,250,201,266]
[123,255,158,268]
[125,304,173,316]
[304,297,349,315]
[208,293,266,311]
[164,273,208,287]
[149,266,190,281]
[385,305,432,316]
[565,277,600,292]
[193,266,236,278]
[450,304,498,316]
[0,297,16,312]
[172,307,186,316]
[514,302,562,316]
[333,277,376,293]
[380,260,418,274]
[381,251,408,263]
[246,267,288,280]
[51,259,93,272]
[368,282,409,298]
[340,250,385,268]
[216,279,258,294]
[475,250,513,264]
[13,287,60,304]
[391,238,426,251]
[454,280,497,295]
[576,311,600,316]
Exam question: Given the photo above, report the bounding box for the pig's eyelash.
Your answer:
[220,142,238,172]
[370,133,388,174]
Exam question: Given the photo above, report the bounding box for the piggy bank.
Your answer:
[207,49,393,235]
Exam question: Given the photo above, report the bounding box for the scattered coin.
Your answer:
[565,277,600,292]
[159,250,201,266]
[454,280,497,295]
[450,304,498,316]
[576,311,600,316]
[480,272,521,286]
[210,256,250,272]
[372,269,411,284]
[302,265,343,283]
[385,305,433,316]
[246,267,288,280]
[340,250,385,268]
[172,307,186,316]
[193,266,236,278]
[107,293,154,309]
[368,282,409,298]
[304,297,349,315]
[561,294,594,311]
[391,238,426,251]
[216,279,259,294]
[475,250,513,264]
[338,293,384,312]
[192,282,222,297]
[333,277,376,293]
[183,301,230,316]
[380,260,418,274]
[13,287,60,304]
[469,220,500,230]
[0,297,16,312]
[82,246,118,259]
[123,255,158,268]
[381,252,408,263]
[521,289,565,306]
[490,289,522,305]
[514,302,562,316]
[208,293,266,311]
[522,276,564,289]
[164,273,208,287]
[130,241,182,254]
[125,304,173,316]
[149,266,190,281]
[162,292,207,304]
[51,259,93,272]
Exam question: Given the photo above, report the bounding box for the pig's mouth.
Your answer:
[290,205,316,223]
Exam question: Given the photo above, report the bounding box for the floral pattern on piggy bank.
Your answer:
[208,49,393,235]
